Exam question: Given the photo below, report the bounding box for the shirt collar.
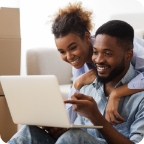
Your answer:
[115,63,138,88]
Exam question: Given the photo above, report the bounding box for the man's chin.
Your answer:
[97,75,111,84]
[98,73,108,77]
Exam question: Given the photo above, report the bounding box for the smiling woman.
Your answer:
[55,33,92,69]
[51,2,94,69]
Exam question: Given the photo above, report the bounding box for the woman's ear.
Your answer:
[126,49,133,61]
[85,32,91,43]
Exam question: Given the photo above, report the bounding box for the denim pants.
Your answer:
[7,125,103,144]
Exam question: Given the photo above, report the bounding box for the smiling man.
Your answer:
[94,34,128,84]
[62,20,144,144]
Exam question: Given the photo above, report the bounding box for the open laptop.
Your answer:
[0,75,103,129]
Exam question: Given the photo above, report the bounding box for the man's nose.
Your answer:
[93,54,105,64]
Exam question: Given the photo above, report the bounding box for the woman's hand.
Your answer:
[74,69,96,90]
[105,90,124,125]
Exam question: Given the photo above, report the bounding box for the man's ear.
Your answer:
[126,49,133,61]
[85,32,91,43]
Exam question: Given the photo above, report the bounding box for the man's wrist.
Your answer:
[89,111,105,126]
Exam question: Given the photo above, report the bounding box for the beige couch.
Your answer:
[26,48,72,100]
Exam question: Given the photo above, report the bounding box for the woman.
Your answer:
[51,2,144,124]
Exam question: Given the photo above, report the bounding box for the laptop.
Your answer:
[0,75,103,129]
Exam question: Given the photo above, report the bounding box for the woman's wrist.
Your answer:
[110,89,121,99]
[74,80,83,90]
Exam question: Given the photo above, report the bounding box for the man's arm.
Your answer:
[65,93,134,144]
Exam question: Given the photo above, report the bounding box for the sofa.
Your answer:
[26,47,72,100]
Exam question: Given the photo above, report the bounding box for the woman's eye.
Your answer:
[59,51,65,54]
[71,46,77,50]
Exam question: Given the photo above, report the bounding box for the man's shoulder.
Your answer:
[80,79,97,95]
[120,64,139,85]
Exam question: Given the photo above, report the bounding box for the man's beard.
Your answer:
[96,57,125,84]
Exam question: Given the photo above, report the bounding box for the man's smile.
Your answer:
[97,65,110,74]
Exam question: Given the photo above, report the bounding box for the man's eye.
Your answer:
[93,51,98,55]
[105,52,112,56]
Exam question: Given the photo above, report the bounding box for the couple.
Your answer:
[8,2,144,144]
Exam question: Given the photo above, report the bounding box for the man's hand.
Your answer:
[64,92,101,124]
[74,69,96,90]
[41,127,68,139]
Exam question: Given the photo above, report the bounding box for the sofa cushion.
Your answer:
[59,84,71,100]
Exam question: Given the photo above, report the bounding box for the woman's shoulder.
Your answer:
[132,36,144,71]
[72,63,91,76]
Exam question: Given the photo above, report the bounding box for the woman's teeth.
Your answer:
[71,58,79,64]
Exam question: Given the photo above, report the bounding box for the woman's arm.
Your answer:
[105,83,144,124]
[74,69,96,90]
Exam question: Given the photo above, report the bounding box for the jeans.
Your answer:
[7,125,103,144]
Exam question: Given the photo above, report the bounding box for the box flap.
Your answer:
[0,7,20,38]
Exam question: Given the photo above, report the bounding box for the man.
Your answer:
[8,20,144,144]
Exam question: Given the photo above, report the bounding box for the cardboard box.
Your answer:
[0,7,21,142]
[0,7,21,95]
[0,97,17,142]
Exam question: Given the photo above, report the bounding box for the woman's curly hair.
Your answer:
[51,2,94,38]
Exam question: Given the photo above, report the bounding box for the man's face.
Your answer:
[92,34,127,83]
[55,33,92,69]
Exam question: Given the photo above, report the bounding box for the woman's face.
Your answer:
[55,33,92,69]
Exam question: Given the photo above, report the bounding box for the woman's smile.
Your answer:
[70,58,80,66]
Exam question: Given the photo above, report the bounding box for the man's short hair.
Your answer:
[95,20,134,50]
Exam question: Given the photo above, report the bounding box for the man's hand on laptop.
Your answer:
[41,126,68,139]
[64,92,101,124]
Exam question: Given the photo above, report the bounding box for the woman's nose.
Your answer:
[66,52,73,60]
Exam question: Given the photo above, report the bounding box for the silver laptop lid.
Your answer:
[0,75,70,128]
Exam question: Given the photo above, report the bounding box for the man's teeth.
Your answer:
[98,66,109,70]
[71,58,79,64]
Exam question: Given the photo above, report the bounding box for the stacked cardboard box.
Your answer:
[0,7,21,142]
